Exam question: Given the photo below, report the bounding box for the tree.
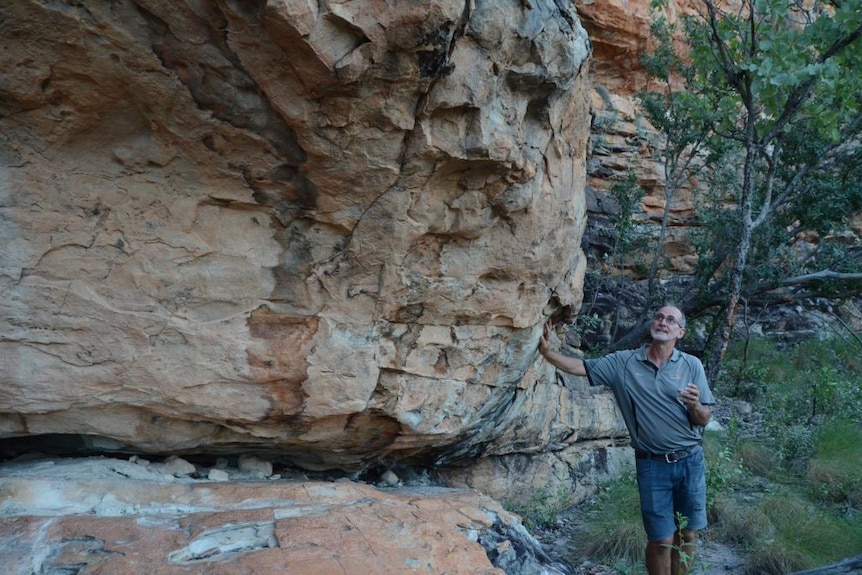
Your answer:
[639,15,715,306]
[643,0,862,380]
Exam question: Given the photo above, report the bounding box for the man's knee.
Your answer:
[647,536,674,549]
[679,529,697,544]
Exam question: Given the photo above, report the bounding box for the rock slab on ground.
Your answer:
[0,456,571,574]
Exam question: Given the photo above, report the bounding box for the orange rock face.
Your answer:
[576,0,704,94]
[0,458,517,574]
[0,0,598,471]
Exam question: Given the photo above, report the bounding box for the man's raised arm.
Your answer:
[538,321,587,377]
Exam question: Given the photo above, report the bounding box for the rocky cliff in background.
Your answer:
[0,0,645,504]
[577,0,703,278]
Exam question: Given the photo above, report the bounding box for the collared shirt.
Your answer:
[584,344,715,454]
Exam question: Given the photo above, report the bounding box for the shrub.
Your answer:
[743,541,808,575]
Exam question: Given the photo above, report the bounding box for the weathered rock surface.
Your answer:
[0,456,570,574]
[0,0,601,478]
[576,0,706,278]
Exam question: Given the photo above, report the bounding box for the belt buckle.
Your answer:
[664,451,679,463]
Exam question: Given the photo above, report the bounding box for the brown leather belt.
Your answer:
[635,444,700,463]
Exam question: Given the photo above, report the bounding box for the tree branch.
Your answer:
[780,269,862,285]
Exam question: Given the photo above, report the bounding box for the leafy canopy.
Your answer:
[637,0,862,369]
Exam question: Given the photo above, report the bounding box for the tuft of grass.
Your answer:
[708,497,770,547]
[582,521,645,569]
[758,489,862,569]
[735,439,777,478]
[806,418,862,506]
[743,540,808,575]
[574,477,645,568]
[504,483,573,531]
[711,486,862,574]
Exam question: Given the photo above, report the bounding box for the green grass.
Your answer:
[574,476,645,572]
[574,443,862,575]
[806,418,862,506]
[756,488,862,571]
[503,483,573,531]
[708,497,770,547]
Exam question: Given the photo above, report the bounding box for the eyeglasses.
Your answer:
[652,313,681,326]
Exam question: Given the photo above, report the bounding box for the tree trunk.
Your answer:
[705,137,757,382]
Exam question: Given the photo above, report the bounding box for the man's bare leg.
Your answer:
[646,537,673,575]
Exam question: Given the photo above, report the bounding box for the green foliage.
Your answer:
[656,512,699,574]
[642,0,862,371]
[718,335,862,464]
[735,438,779,479]
[703,431,747,508]
[607,171,646,268]
[639,17,715,151]
[720,332,862,510]
[757,489,862,571]
[709,497,772,549]
[744,539,810,575]
[810,365,840,419]
[569,312,602,342]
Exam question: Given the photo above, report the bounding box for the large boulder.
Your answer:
[0,0,603,476]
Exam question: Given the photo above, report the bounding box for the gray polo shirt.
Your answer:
[584,345,715,454]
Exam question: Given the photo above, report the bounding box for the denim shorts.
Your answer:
[635,445,707,541]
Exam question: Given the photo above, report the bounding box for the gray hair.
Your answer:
[658,304,686,328]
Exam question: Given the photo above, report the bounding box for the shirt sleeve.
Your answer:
[688,354,715,405]
[584,351,630,393]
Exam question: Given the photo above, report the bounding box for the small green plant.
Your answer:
[570,313,602,341]
[809,365,840,420]
[592,110,618,132]
[665,513,695,573]
[704,440,745,509]
[715,358,768,401]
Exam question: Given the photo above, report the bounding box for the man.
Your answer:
[539,305,714,575]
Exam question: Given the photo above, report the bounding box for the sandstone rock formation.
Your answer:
[0,456,569,574]
[0,0,641,504]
